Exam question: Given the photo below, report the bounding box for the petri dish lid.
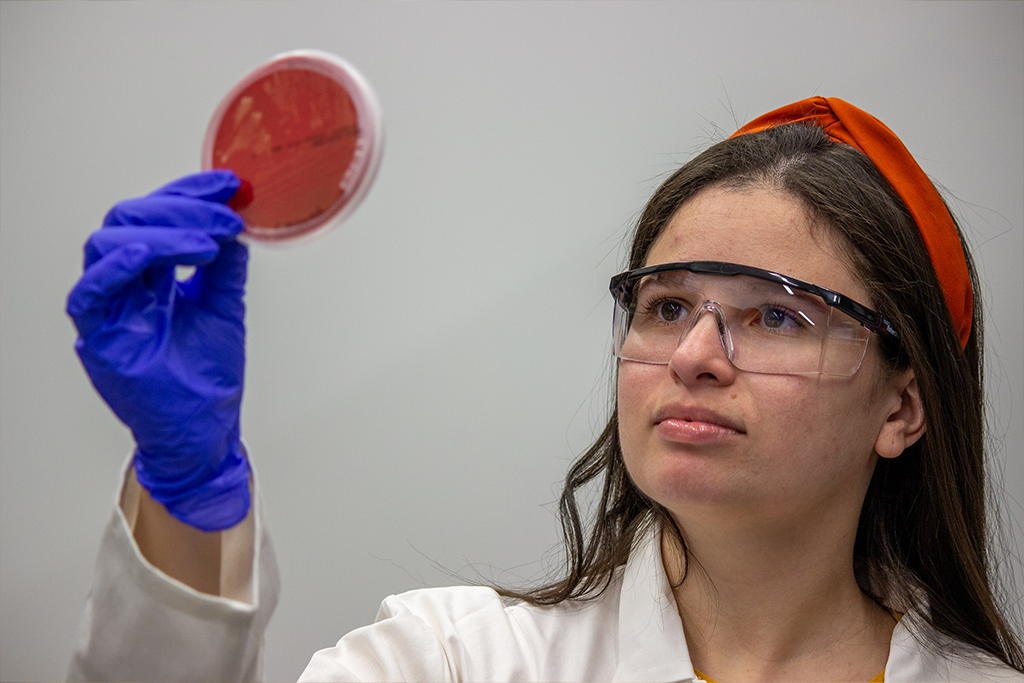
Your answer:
[202,50,384,244]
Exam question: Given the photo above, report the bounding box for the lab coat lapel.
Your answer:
[612,522,696,682]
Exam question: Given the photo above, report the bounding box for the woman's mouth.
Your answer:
[654,405,745,444]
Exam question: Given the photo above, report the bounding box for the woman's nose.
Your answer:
[667,303,738,385]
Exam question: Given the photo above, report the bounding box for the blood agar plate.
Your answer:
[202,50,383,244]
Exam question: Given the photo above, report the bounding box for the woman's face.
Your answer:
[617,186,903,533]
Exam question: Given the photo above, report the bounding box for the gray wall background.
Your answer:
[1,2,1021,680]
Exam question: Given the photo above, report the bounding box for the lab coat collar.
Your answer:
[886,612,944,682]
[612,521,697,683]
[606,523,997,683]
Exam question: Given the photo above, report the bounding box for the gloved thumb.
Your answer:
[187,239,249,320]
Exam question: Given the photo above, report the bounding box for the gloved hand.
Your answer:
[67,170,252,531]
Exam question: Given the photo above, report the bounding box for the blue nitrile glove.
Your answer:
[67,170,251,531]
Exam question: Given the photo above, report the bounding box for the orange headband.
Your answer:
[730,96,972,349]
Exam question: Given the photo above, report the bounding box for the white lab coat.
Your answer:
[68,458,1024,682]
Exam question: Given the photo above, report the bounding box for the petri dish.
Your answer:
[202,50,384,244]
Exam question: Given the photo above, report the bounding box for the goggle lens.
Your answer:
[612,268,872,376]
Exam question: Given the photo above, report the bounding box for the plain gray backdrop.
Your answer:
[1,2,1022,681]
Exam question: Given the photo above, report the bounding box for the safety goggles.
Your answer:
[609,261,899,376]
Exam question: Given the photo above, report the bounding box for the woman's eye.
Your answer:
[654,299,687,323]
[759,307,800,329]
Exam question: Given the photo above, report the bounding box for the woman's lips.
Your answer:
[654,406,744,444]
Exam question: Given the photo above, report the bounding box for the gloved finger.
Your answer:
[85,226,221,269]
[194,239,248,320]
[67,242,152,338]
[149,170,241,204]
[103,194,245,236]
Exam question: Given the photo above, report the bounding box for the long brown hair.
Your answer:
[498,122,1024,671]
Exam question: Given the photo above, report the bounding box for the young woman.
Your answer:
[67,97,1023,682]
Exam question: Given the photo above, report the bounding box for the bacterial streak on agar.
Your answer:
[202,50,383,245]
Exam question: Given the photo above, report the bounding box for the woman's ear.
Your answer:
[875,370,926,459]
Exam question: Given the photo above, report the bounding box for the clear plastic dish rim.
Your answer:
[201,49,385,247]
